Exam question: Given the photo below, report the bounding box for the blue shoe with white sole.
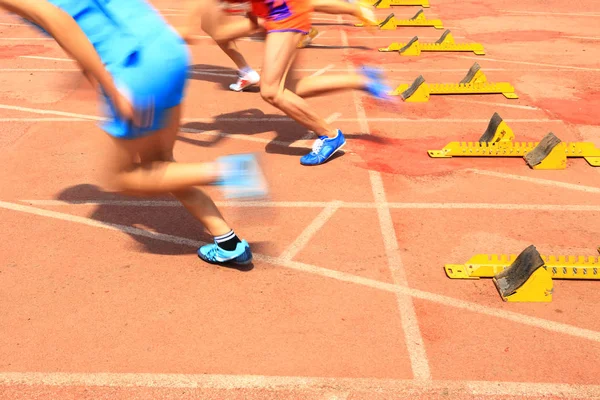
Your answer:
[215,153,269,200]
[300,130,346,166]
[198,239,253,265]
[359,65,394,101]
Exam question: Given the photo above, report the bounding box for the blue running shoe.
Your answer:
[198,239,253,265]
[215,153,269,200]
[359,65,394,101]
[359,65,384,81]
[300,130,346,166]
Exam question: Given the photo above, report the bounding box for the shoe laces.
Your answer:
[311,138,325,154]
[206,243,220,258]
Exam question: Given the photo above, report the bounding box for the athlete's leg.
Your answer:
[131,104,233,237]
[105,115,219,195]
[296,0,377,47]
[260,31,334,137]
[217,40,250,71]
[289,74,366,97]
[260,33,390,124]
[312,0,375,24]
[105,104,258,263]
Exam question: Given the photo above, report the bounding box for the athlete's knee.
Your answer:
[103,162,145,195]
[108,168,138,194]
[260,83,282,106]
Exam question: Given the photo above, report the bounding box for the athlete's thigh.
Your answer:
[261,31,302,91]
[138,105,183,163]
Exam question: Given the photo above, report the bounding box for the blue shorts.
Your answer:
[101,30,191,139]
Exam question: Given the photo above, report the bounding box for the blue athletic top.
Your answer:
[31,0,172,66]
[23,0,189,139]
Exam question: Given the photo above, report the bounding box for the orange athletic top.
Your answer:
[250,0,313,33]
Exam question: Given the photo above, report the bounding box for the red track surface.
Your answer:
[1,0,600,398]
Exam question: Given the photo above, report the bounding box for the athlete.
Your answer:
[1,0,268,266]
[181,0,392,166]
[181,0,378,92]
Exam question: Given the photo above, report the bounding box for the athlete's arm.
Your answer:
[0,0,135,121]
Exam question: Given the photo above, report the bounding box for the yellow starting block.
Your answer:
[379,30,485,56]
[427,113,600,169]
[356,10,443,30]
[390,63,517,102]
[371,0,430,8]
[445,245,600,302]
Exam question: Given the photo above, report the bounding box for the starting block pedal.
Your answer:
[428,113,600,169]
[379,30,485,56]
[478,112,514,143]
[371,0,430,9]
[445,245,600,302]
[356,10,443,30]
[390,63,517,101]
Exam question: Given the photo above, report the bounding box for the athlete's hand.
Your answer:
[110,88,155,129]
[111,90,135,123]
[246,12,265,30]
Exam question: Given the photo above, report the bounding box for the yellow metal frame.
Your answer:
[486,115,515,143]
[356,10,443,29]
[494,268,553,303]
[445,253,600,280]
[371,0,430,9]
[379,30,485,56]
[446,248,599,302]
[390,63,517,101]
[428,137,600,168]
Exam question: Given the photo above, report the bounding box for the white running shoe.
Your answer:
[229,69,260,92]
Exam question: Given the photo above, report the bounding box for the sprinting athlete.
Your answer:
[181,0,391,166]
[182,0,377,92]
[1,0,268,266]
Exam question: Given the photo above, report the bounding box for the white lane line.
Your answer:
[468,169,600,194]
[1,373,600,397]
[12,56,600,73]
[500,10,600,17]
[2,200,600,345]
[279,201,341,261]
[339,13,430,381]
[189,70,237,77]
[0,104,104,121]
[20,55,73,62]
[458,55,600,72]
[385,203,600,211]
[369,171,431,381]
[310,64,335,77]
[0,105,560,124]
[0,200,199,247]
[18,199,600,211]
[3,115,562,124]
[564,35,600,40]
[21,199,334,208]
[325,112,342,124]
[0,118,89,122]
[183,117,563,124]
[0,37,53,40]
[0,69,80,72]
[445,98,541,111]
[5,66,586,73]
